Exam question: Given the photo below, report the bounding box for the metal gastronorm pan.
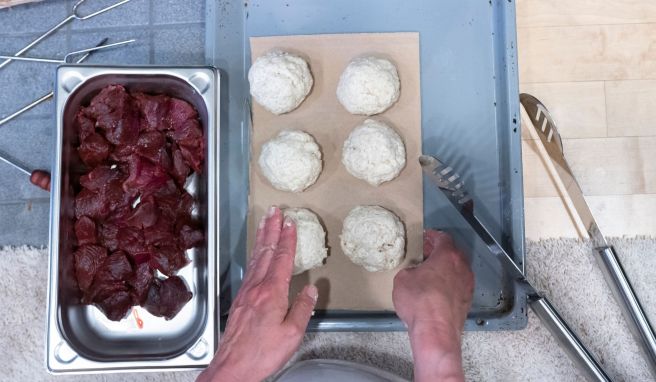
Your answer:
[46,66,219,373]
[206,0,525,331]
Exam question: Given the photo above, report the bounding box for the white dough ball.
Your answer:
[340,205,405,272]
[283,208,328,275]
[336,56,400,115]
[342,119,406,186]
[258,130,322,192]
[248,50,313,115]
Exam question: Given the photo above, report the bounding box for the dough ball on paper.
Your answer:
[340,205,405,272]
[248,50,313,115]
[342,119,406,186]
[283,208,328,275]
[258,130,322,192]
[336,56,400,115]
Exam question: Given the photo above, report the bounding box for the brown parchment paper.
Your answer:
[248,33,422,311]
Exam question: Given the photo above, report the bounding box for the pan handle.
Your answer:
[528,295,612,382]
[596,246,656,376]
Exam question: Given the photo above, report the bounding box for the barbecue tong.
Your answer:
[520,93,656,378]
[420,155,612,382]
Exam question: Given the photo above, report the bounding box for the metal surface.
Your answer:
[420,154,611,382]
[0,39,136,64]
[206,0,526,332]
[0,38,108,128]
[46,66,219,373]
[520,93,656,376]
[0,0,130,69]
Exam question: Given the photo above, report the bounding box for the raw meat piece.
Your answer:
[169,119,204,172]
[74,245,107,293]
[74,216,97,246]
[143,216,175,247]
[93,251,133,284]
[122,154,170,194]
[129,262,154,305]
[143,276,192,320]
[132,92,170,131]
[149,245,189,276]
[179,224,203,250]
[125,196,159,229]
[79,166,121,191]
[75,188,109,220]
[75,112,96,141]
[84,85,140,146]
[167,98,198,130]
[95,289,133,321]
[116,227,147,256]
[98,222,119,251]
[78,133,110,167]
[170,144,190,186]
[135,131,167,163]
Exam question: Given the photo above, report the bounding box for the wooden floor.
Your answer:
[517,0,656,239]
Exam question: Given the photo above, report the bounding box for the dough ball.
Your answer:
[248,50,313,115]
[258,130,322,192]
[336,56,400,115]
[340,205,405,272]
[283,208,328,275]
[342,119,406,186]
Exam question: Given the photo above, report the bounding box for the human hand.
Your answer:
[197,207,318,382]
[393,229,474,382]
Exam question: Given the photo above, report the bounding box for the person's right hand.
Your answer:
[393,229,474,382]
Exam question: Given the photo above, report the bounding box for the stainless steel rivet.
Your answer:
[188,72,211,94]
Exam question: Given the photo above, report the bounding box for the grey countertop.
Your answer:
[0,0,206,246]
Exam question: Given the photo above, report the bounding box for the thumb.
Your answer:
[285,284,318,333]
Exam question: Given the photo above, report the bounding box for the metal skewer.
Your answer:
[0,38,108,128]
[0,0,131,70]
[0,39,136,64]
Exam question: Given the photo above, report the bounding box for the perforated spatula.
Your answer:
[420,154,611,382]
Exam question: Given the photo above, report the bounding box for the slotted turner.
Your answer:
[420,154,611,382]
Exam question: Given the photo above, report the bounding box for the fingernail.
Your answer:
[284,216,295,227]
[306,284,318,302]
[267,205,277,217]
[258,215,267,229]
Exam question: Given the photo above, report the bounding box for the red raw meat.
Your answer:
[75,188,109,220]
[72,85,204,321]
[179,224,203,250]
[79,166,122,191]
[75,112,96,141]
[122,154,170,194]
[78,133,110,167]
[132,92,170,131]
[129,262,154,305]
[84,85,140,146]
[149,245,189,276]
[125,196,159,229]
[74,216,97,246]
[74,245,107,293]
[142,276,192,320]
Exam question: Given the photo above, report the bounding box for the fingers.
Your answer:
[285,284,318,333]
[424,230,458,262]
[244,206,283,287]
[264,217,297,290]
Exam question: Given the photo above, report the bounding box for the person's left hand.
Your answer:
[197,206,318,382]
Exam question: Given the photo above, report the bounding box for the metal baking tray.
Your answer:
[46,66,219,373]
[206,0,526,331]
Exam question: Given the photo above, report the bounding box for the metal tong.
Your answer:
[420,155,612,382]
[0,39,135,64]
[0,0,131,69]
[520,93,656,378]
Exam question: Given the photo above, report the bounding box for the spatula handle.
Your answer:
[528,295,611,382]
[596,246,656,376]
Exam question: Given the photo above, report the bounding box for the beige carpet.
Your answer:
[2,238,654,381]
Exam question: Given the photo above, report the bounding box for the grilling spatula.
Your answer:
[419,154,611,382]
[520,93,656,377]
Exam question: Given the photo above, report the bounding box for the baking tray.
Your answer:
[206,0,526,331]
[46,66,219,373]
